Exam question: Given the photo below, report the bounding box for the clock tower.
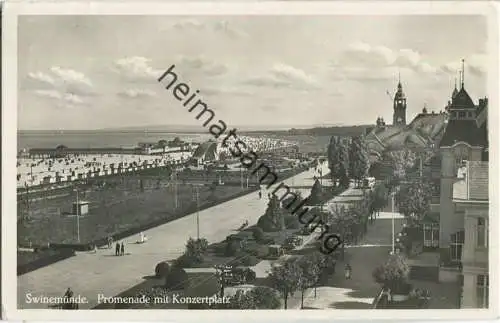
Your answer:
[393,76,407,126]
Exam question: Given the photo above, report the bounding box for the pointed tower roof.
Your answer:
[452,76,459,98]
[394,73,406,100]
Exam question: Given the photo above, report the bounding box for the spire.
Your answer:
[398,71,402,88]
[461,58,465,89]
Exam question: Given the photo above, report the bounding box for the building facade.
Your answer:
[436,76,489,308]
[456,162,489,308]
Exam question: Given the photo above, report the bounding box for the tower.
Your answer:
[393,73,407,125]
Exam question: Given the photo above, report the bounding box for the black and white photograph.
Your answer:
[1,1,498,321]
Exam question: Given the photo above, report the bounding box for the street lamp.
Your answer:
[391,191,395,255]
[192,184,202,240]
[73,188,80,243]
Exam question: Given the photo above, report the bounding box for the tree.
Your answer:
[329,137,350,188]
[387,149,417,180]
[158,140,168,148]
[184,237,209,264]
[248,286,281,309]
[397,181,432,225]
[297,254,321,308]
[371,183,389,220]
[282,190,302,209]
[252,227,265,241]
[257,195,285,232]
[372,253,411,295]
[349,136,371,187]
[269,259,301,309]
[172,137,183,146]
[307,179,324,206]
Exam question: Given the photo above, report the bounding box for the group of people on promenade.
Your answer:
[115,242,125,256]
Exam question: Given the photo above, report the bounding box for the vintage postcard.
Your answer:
[1,1,498,321]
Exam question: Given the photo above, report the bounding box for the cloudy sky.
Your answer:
[18,15,488,130]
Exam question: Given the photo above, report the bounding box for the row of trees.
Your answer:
[327,135,370,188]
[268,251,337,309]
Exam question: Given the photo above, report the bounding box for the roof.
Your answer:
[439,119,487,147]
[192,141,217,159]
[394,82,406,99]
[449,87,475,110]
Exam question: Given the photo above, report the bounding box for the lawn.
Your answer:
[17,175,252,246]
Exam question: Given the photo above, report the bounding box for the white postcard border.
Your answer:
[2,1,499,321]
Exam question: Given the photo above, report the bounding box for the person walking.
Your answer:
[258,190,262,199]
[120,242,125,256]
[115,242,120,256]
[344,263,352,280]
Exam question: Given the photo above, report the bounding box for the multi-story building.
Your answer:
[436,72,489,308]
[453,161,489,308]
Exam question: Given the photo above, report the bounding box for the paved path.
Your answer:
[291,211,405,309]
[18,164,329,309]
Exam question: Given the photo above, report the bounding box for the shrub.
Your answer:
[244,268,257,282]
[241,255,259,267]
[174,254,195,268]
[372,253,410,293]
[155,261,170,278]
[257,215,280,232]
[252,227,265,241]
[225,240,241,257]
[260,236,276,245]
[284,215,300,229]
[245,244,269,258]
[164,266,188,290]
[213,242,227,256]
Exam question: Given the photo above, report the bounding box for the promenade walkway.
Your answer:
[18,164,329,309]
[291,212,405,309]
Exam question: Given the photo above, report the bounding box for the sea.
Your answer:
[17,131,214,150]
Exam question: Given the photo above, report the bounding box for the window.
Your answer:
[450,230,464,262]
[423,223,439,248]
[477,218,487,248]
[476,275,489,308]
[467,111,473,118]
[459,111,466,118]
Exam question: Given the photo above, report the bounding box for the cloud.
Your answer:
[213,20,248,38]
[27,66,95,96]
[338,42,437,75]
[440,54,487,77]
[34,89,85,106]
[244,63,319,90]
[177,55,229,76]
[202,86,253,97]
[171,19,204,31]
[114,56,163,82]
[27,67,95,107]
[118,89,157,99]
[170,19,247,38]
[27,72,56,86]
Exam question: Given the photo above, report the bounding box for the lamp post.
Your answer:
[192,184,201,240]
[74,188,80,243]
[391,191,395,254]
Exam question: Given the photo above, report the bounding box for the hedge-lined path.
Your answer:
[18,164,330,309]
